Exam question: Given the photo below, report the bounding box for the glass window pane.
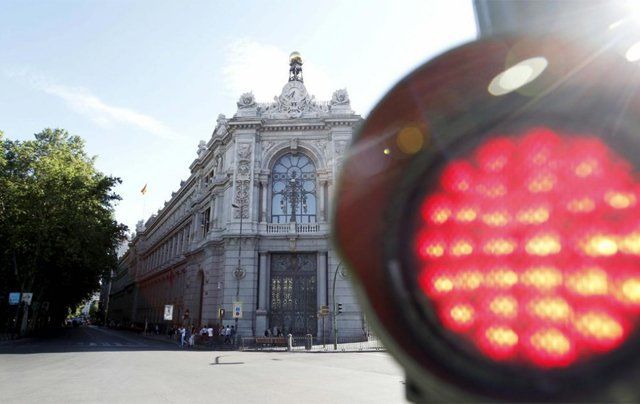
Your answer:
[271,153,317,223]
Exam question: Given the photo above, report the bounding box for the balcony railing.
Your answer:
[296,223,319,233]
[265,222,321,234]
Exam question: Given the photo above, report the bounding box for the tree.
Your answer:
[0,129,126,330]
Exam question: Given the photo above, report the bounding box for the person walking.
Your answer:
[179,326,186,348]
[188,328,195,348]
[207,325,214,346]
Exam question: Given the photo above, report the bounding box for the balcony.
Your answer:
[264,222,324,234]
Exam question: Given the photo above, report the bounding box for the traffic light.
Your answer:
[334,33,640,402]
[337,303,343,315]
[218,308,225,319]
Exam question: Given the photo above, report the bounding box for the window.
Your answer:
[201,208,211,236]
[271,153,317,223]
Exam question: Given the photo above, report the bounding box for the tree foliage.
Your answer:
[0,129,126,328]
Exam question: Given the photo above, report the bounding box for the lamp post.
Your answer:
[231,202,245,345]
[332,261,343,350]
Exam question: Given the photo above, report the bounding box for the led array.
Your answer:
[416,128,640,368]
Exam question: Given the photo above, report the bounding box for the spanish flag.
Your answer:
[140,183,148,195]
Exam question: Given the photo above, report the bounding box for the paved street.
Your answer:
[0,326,405,403]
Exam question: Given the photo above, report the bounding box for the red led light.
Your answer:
[416,128,640,368]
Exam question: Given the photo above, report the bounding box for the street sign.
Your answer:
[232,302,242,319]
[21,293,33,305]
[163,304,173,320]
[8,293,20,305]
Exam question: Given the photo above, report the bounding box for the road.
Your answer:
[0,326,405,403]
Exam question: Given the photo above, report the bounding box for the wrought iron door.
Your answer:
[270,253,317,336]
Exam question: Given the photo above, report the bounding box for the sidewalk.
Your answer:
[0,334,32,347]
[103,327,238,350]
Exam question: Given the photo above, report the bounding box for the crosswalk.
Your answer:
[72,341,147,348]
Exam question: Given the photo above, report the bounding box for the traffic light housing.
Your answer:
[335,32,640,402]
[218,308,225,320]
[337,303,343,315]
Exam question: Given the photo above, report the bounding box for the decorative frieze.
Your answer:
[234,142,253,219]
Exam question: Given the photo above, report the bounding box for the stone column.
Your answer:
[318,179,327,222]
[256,252,269,334]
[260,179,268,223]
[326,179,334,223]
[211,197,217,229]
[258,253,268,309]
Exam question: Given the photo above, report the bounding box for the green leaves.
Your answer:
[0,128,127,326]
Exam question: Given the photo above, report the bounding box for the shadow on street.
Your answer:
[0,326,225,354]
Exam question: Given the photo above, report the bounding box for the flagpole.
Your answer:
[141,183,148,220]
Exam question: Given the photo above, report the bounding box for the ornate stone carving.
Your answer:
[334,140,348,156]
[237,143,252,159]
[237,92,256,109]
[331,89,350,105]
[214,114,228,135]
[234,142,253,219]
[237,160,251,176]
[263,141,276,155]
[136,220,145,233]
[197,140,207,158]
[261,81,328,118]
[233,179,250,219]
[215,154,223,173]
[334,140,348,172]
[314,140,327,157]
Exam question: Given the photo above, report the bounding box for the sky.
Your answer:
[0,0,478,233]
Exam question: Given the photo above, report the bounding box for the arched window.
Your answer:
[271,153,316,223]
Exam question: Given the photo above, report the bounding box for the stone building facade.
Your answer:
[108,53,365,338]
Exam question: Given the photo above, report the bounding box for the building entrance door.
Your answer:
[269,253,317,336]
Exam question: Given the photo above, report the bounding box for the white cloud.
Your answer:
[4,68,180,140]
[222,39,336,104]
[42,84,180,140]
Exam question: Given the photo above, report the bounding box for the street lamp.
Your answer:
[231,202,245,344]
[332,261,343,350]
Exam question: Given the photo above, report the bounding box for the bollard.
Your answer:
[305,333,313,351]
[287,333,293,351]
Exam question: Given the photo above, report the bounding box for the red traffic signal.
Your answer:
[334,34,640,402]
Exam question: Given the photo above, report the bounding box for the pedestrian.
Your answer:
[155,324,159,335]
[224,325,231,344]
[264,329,270,337]
[186,327,192,348]
[188,329,195,348]
[179,326,186,348]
